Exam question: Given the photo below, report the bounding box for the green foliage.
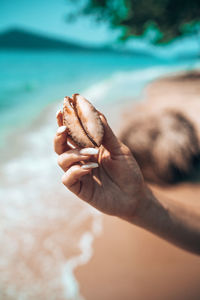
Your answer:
[67,0,200,43]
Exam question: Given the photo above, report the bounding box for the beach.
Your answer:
[0,49,200,299]
[75,74,200,300]
[75,184,200,300]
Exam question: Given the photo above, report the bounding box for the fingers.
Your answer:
[54,126,70,154]
[62,163,98,189]
[58,147,99,190]
[57,148,99,171]
[100,114,123,156]
[56,110,63,126]
[55,109,80,153]
[62,165,90,189]
[55,109,70,154]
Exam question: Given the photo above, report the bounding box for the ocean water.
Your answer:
[1,50,198,148]
[0,49,199,299]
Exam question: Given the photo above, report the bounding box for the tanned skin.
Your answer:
[54,111,200,255]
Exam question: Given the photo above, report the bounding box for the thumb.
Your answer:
[100,114,123,156]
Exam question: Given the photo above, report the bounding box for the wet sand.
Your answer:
[75,72,200,300]
[1,70,200,299]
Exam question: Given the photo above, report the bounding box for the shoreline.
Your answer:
[75,71,200,300]
[1,67,200,299]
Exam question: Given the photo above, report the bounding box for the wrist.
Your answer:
[123,184,156,226]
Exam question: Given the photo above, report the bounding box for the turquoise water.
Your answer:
[0,49,199,299]
[0,50,170,147]
[0,50,197,134]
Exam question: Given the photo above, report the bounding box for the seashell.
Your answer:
[63,94,104,148]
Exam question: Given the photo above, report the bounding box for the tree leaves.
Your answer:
[66,0,200,43]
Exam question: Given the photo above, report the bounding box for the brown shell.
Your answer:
[63,94,104,148]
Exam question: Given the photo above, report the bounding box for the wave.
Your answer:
[0,100,102,299]
[0,59,200,299]
[83,60,200,105]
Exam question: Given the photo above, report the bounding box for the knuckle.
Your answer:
[54,140,58,153]
[70,164,80,173]
[122,144,131,156]
[61,174,67,185]
[70,153,77,161]
[57,155,64,167]
[61,165,80,186]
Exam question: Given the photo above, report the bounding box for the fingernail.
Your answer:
[57,126,67,134]
[56,110,61,117]
[80,148,99,155]
[81,162,99,169]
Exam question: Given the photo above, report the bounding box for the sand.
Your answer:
[75,184,200,300]
[75,71,200,300]
[1,70,200,300]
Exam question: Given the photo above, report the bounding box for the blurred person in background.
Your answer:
[54,110,200,255]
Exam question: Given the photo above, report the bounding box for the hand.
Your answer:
[54,110,146,219]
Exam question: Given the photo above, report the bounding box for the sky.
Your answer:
[1,0,200,56]
[1,0,119,46]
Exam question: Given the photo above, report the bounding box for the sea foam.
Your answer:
[0,99,102,299]
[0,60,199,299]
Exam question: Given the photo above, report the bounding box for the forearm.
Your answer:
[125,185,200,255]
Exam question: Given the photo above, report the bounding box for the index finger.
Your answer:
[56,110,63,127]
[54,126,71,155]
